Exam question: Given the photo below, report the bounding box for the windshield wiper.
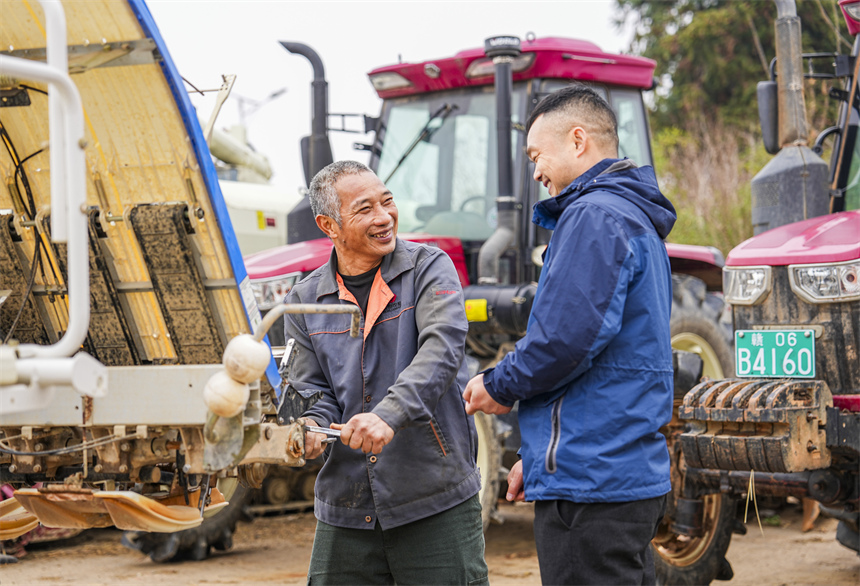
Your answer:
[384,103,458,183]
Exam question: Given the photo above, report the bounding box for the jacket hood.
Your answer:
[533,158,676,239]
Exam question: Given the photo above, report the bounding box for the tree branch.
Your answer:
[747,13,770,76]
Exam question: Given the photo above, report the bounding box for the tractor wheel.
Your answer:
[474,411,502,531]
[651,492,737,585]
[121,478,252,562]
[670,274,733,381]
[652,419,738,585]
[650,274,738,584]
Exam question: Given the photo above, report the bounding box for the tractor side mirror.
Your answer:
[757,81,779,155]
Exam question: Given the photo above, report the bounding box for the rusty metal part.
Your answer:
[239,422,305,467]
[679,378,832,472]
[237,462,269,489]
[683,467,847,505]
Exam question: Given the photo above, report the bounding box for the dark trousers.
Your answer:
[533,493,668,586]
[307,494,488,585]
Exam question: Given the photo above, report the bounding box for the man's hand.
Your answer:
[300,417,328,460]
[506,459,526,502]
[333,413,394,455]
[463,374,512,415]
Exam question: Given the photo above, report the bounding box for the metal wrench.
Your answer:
[304,424,341,444]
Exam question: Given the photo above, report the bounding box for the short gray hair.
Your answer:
[308,160,372,226]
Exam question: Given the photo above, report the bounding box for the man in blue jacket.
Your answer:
[464,85,677,585]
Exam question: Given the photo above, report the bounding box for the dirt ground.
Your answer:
[1,499,857,585]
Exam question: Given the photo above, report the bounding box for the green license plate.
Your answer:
[735,329,815,378]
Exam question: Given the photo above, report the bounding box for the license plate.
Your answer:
[735,329,815,378]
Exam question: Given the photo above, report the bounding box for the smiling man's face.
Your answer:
[328,171,399,275]
[527,113,583,197]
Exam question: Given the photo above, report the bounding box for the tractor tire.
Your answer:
[670,274,734,382]
[651,492,737,585]
[650,274,738,584]
[474,411,502,531]
[653,423,738,585]
[121,479,252,563]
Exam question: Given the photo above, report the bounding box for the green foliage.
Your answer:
[616,0,850,253]
[615,0,849,132]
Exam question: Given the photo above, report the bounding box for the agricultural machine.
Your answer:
[663,0,859,583]
[0,0,324,562]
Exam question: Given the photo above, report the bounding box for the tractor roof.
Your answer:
[367,36,656,99]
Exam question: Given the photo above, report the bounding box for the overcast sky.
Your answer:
[146,1,632,191]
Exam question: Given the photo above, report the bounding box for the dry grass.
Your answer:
[654,121,766,256]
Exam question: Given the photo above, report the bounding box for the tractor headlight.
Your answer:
[789,260,860,303]
[723,266,772,305]
[369,72,413,92]
[250,272,301,310]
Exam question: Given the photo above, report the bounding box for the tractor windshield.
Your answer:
[372,85,526,239]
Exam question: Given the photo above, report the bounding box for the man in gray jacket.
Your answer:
[285,160,487,584]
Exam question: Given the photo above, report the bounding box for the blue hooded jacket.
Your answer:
[483,158,677,503]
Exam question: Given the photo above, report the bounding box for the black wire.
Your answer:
[0,118,61,341]
[0,437,120,457]
[2,232,41,345]
[14,147,44,219]
[0,119,36,218]
[18,84,48,96]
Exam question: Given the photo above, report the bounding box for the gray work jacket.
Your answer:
[284,238,481,530]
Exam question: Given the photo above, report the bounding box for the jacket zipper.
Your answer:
[545,396,564,473]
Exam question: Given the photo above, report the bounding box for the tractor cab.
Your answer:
[364,37,656,286]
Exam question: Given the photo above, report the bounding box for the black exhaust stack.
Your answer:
[478,36,521,284]
[280,41,335,244]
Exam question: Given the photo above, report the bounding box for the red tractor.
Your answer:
[244,33,735,579]
[661,0,859,583]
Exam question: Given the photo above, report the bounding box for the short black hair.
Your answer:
[309,160,372,225]
[526,84,618,152]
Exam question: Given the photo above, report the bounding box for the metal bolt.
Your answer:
[8,465,17,473]
[738,332,745,338]
[182,464,191,474]
[120,443,130,452]
[807,412,816,421]
[804,331,811,338]
[78,138,88,149]
[807,441,818,452]
[32,464,42,473]
[278,417,285,425]
[264,427,273,440]
[94,464,103,473]
[119,464,128,473]
[34,443,44,451]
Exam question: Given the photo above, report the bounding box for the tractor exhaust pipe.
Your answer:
[280,41,335,244]
[478,36,521,284]
[750,0,829,234]
[280,41,334,185]
[774,0,808,147]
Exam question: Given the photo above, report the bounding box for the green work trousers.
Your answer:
[307,493,489,585]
